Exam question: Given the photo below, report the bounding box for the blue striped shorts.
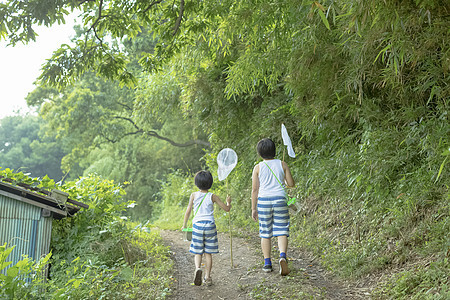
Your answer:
[189,220,219,255]
[258,196,290,239]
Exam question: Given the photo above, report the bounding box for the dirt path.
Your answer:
[160,230,369,299]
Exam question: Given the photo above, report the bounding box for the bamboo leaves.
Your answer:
[313,2,331,30]
[435,148,449,183]
[373,44,392,65]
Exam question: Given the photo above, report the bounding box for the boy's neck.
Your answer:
[199,189,209,193]
[263,158,275,161]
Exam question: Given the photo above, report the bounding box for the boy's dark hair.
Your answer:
[194,170,213,190]
[257,138,276,159]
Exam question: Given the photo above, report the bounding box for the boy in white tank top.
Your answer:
[182,170,232,286]
[251,138,295,275]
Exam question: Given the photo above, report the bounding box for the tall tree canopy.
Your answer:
[0,115,66,180]
[2,0,448,212]
[2,0,448,203]
[1,0,448,100]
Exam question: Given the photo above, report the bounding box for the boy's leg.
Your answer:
[278,240,290,276]
[277,235,288,254]
[193,254,203,286]
[261,238,271,259]
[272,197,289,254]
[273,197,290,275]
[194,254,202,269]
[261,238,273,272]
[277,235,289,275]
[277,235,290,276]
[258,197,276,272]
[202,221,218,284]
[204,253,212,279]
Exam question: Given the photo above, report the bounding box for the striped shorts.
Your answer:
[189,220,219,255]
[257,196,290,239]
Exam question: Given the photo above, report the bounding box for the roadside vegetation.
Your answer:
[0,170,172,299]
[1,0,448,299]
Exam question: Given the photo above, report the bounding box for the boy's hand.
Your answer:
[252,209,258,221]
[226,195,232,205]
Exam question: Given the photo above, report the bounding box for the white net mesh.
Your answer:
[281,124,296,158]
[217,148,238,181]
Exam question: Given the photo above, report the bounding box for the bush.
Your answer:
[0,173,173,299]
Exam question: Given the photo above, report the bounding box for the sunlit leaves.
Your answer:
[0,0,72,45]
[38,39,137,89]
[0,116,66,179]
[134,69,181,127]
[313,1,331,30]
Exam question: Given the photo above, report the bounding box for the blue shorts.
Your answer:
[257,196,290,239]
[189,221,219,255]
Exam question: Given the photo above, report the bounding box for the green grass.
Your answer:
[289,194,449,298]
[374,258,449,300]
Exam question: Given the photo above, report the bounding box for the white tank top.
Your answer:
[258,159,286,198]
[192,191,215,223]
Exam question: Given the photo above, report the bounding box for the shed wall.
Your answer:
[0,195,52,275]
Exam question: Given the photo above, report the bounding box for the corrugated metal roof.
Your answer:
[0,180,89,218]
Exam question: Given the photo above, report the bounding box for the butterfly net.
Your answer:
[281,124,296,158]
[217,148,238,181]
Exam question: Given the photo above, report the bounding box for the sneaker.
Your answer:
[262,264,273,273]
[193,268,202,286]
[279,258,290,276]
[203,277,212,286]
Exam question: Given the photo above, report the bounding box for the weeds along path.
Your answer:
[160,230,368,299]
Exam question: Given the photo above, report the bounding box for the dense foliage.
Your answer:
[0,170,173,299]
[152,1,449,298]
[0,116,65,180]
[0,0,448,299]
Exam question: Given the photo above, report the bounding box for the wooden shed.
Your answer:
[0,180,88,276]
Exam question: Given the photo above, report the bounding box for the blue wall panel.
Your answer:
[0,195,52,276]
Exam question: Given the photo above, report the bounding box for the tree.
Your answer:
[1,0,195,87]
[2,0,448,105]
[20,23,208,219]
[0,115,66,180]
[80,130,204,220]
[4,0,448,200]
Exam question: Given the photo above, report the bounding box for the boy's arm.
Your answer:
[182,193,194,230]
[212,194,231,212]
[251,164,259,221]
[282,161,295,188]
